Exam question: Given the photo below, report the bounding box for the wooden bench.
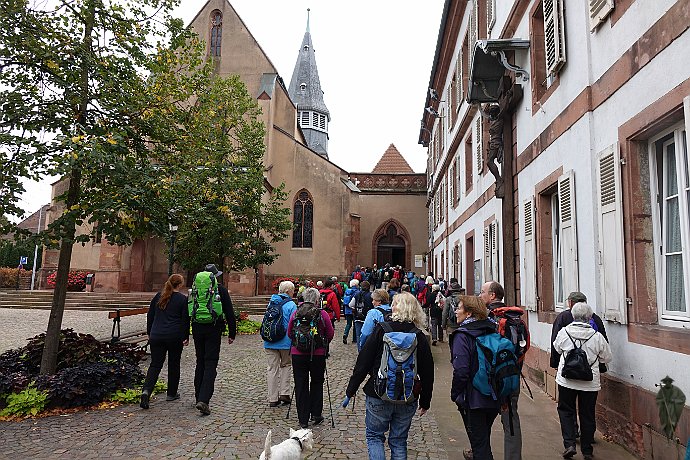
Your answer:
[108,308,149,351]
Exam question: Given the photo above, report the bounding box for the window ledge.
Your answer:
[628,322,690,356]
[291,247,313,251]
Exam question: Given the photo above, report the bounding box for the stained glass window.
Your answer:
[210,11,222,57]
[292,190,313,248]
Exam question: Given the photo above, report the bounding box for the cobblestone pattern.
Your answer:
[0,315,448,459]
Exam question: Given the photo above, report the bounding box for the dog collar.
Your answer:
[291,436,303,450]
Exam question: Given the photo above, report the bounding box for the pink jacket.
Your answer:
[287,309,334,356]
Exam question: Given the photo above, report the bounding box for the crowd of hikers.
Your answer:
[143,262,612,460]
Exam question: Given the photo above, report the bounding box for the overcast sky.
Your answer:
[17,0,443,217]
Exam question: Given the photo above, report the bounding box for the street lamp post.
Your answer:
[168,223,178,276]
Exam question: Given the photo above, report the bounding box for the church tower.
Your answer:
[288,9,330,158]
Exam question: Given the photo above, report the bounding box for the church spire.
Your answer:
[288,9,330,158]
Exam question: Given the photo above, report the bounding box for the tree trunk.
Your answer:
[39,1,94,375]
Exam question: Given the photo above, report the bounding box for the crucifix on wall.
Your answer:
[480,76,520,199]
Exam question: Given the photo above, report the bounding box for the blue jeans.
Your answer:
[343,314,355,342]
[365,396,418,460]
[354,321,363,344]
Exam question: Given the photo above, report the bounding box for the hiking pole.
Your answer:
[285,386,295,420]
[324,361,335,428]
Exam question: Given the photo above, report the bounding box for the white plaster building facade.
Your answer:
[420,1,690,456]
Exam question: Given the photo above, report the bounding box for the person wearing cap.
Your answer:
[191,263,236,416]
[550,292,608,369]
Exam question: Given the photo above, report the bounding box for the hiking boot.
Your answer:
[299,422,309,429]
[342,337,347,344]
[432,340,437,346]
[279,395,291,405]
[166,393,180,401]
[583,455,593,460]
[269,401,280,407]
[562,446,576,458]
[462,449,473,460]
[195,401,211,415]
[139,392,150,410]
[311,415,325,426]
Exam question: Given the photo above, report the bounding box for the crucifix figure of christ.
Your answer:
[481,76,516,199]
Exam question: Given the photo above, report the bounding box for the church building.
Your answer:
[40,0,428,295]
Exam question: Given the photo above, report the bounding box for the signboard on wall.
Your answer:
[414,254,423,268]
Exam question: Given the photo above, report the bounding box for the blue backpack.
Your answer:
[473,332,520,402]
[374,322,421,404]
[260,296,290,342]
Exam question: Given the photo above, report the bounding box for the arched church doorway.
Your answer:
[375,223,407,267]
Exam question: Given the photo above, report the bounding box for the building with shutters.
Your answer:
[420,0,690,456]
[40,0,428,295]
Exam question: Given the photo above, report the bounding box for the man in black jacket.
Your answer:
[192,264,236,416]
[550,292,608,369]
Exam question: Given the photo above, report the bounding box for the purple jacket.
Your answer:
[449,319,501,411]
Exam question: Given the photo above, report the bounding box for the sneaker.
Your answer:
[462,449,473,460]
[166,393,180,401]
[279,395,291,405]
[195,401,211,415]
[342,337,347,344]
[583,455,593,460]
[432,341,437,346]
[562,446,577,459]
[299,423,309,429]
[311,415,325,426]
[139,392,150,410]
[269,401,280,407]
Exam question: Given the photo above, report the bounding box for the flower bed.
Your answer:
[46,271,89,291]
[0,329,147,419]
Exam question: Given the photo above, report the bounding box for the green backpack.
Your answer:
[188,271,224,324]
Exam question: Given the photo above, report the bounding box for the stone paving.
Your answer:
[0,310,448,459]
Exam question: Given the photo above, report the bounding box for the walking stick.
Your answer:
[324,361,335,428]
[285,386,295,420]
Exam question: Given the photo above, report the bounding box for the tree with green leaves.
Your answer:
[1,0,290,374]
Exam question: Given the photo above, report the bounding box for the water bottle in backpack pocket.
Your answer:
[374,322,421,404]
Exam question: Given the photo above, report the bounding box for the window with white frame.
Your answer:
[650,124,690,321]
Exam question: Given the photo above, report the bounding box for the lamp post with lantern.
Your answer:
[168,222,178,276]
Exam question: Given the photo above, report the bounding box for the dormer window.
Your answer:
[300,83,307,91]
[303,44,310,51]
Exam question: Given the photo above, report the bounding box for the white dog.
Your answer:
[259,428,314,460]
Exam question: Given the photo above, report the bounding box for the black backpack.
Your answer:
[292,303,326,354]
[561,330,597,381]
[352,291,366,321]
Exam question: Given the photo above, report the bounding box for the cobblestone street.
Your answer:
[0,310,448,459]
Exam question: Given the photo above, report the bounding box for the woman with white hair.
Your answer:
[342,278,360,344]
[553,302,612,460]
[262,280,298,407]
[343,292,434,459]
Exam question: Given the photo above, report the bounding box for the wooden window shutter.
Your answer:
[456,51,463,110]
[470,0,478,51]
[476,117,483,174]
[483,226,491,281]
[558,170,579,296]
[487,0,496,35]
[543,0,566,76]
[522,197,537,310]
[597,145,627,323]
[589,0,614,31]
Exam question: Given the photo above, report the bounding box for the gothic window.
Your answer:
[210,10,222,57]
[292,190,313,248]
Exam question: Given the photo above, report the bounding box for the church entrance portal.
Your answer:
[376,224,406,267]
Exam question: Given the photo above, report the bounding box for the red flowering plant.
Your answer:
[47,271,88,292]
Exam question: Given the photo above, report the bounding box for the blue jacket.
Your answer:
[263,293,297,350]
[343,287,359,315]
[450,318,501,410]
[358,303,392,351]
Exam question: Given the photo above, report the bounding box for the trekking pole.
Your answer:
[324,361,335,428]
[285,386,295,420]
[351,394,356,413]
